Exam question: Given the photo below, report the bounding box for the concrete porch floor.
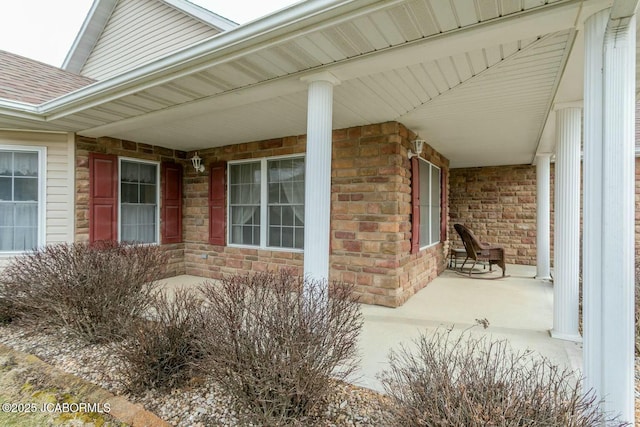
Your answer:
[157,264,583,393]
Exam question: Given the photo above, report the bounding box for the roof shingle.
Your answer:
[0,50,96,105]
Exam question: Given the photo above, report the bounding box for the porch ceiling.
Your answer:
[0,0,621,168]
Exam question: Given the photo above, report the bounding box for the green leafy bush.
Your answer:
[0,241,166,343]
[199,270,362,425]
[379,327,627,427]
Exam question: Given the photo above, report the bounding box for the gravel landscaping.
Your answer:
[0,321,391,426]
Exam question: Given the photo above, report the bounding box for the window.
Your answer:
[229,156,304,250]
[419,159,441,248]
[0,147,45,252]
[119,159,159,244]
[229,161,261,246]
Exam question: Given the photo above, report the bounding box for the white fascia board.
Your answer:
[0,99,41,115]
[0,106,45,123]
[40,0,390,118]
[17,0,589,123]
[62,0,118,73]
[162,0,238,30]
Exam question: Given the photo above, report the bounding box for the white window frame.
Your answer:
[418,158,441,250]
[117,157,160,245]
[0,145,46,254]
[227,154,305,253]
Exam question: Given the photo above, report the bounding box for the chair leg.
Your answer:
[460,257,469,273]
[469,260,478,276]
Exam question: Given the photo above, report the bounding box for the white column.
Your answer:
[583,7,636,422]
[582,7,608,407]
[301,72,339,294]
[535,153,551,280]
[551,106,581,342]
[601,12,636,423]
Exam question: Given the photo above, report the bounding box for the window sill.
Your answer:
[227,243,304,254]
[419,241,441,251]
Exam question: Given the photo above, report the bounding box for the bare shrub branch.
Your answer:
[379,327,629,427]
[112,288,207,393]
[199,270,362,425]
[0,241,166,343]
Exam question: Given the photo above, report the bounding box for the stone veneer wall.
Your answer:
[183,135,306,279]
[74,122,449,307]
[395,138,450,304]
[75,136,187,278]
[449,164,553,266]
[330,122,449,306]
[451,158,640,267]
[185,121,449,307]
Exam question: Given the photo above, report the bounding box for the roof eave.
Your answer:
[42,0,387,119]
[62,0,118,73]
[162,0,239,30]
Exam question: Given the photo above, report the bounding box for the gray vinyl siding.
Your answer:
[81,0,222,80]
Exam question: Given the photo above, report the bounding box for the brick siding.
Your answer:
[451,159,640,267]
[74,136,187,278]
[330,122,449,306]
[75,123,450,307]
[449,165,541,265]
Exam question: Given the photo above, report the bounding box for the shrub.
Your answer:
[379,327,627,427]
[112,289,207,393]
[0,294,14,324]
[0,241,166,343]
[199,270,362,425]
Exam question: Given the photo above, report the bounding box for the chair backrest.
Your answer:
[454,223,480,261]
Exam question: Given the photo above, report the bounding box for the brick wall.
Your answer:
[74,136,187,277]
[449,160,640,268]
[75,122,450,307]
[185,122,449,307]
[330,122,449,306]
[449,164,546,265]
[182,135,307,280]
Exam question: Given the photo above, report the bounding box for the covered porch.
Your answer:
[0,0,637,421]
[158,264,581,393]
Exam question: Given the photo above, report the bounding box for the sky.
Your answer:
[0,0,301,68]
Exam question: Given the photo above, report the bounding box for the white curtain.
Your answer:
[0,150,38,251]
[14,152,38,176]
[120,161,157,244]
[0,203,36,251]
[272,158,304,224]
[121,161,138,182]
[121,205,156,244]
[268,158,304,248]
[0,152,11,175]
[231,163,260,245]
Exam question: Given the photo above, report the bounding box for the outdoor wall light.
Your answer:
[408,139,425,159]
[191,152,205,173]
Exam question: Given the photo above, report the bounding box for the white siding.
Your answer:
[0,131,74,269]
[81,0,222,80]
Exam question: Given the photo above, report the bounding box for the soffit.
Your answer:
[0,0,617,168]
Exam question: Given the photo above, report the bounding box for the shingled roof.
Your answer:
[0,50,96,105]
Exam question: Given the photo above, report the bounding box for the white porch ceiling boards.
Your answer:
[0,0,615,167]
[399,31,574,167]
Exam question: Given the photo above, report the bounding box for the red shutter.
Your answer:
[162,162,183,244]
[410,157,420,254]
[440,170,447,242]
[209,162,226,246]
[89,153,118,243]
